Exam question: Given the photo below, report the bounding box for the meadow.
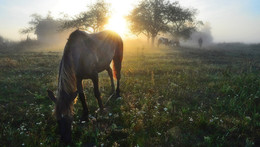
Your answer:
[0,42,259,146]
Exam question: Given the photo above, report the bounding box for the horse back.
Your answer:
[89,31,122,71]
[66,30,122,78]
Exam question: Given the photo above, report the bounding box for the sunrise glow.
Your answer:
[105,14,128,37]
[104,0,137,38]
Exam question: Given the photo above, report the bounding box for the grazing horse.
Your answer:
[47,30,123,144]
[157,37,169,47]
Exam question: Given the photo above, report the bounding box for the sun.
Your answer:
[104,0,138,38]
[53,0,137,38]
[105,14,128,38]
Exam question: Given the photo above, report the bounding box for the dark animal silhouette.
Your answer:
[157,37,169,47]
[47,30,123,144]
[198,37,203,48]
[169,39,180,47]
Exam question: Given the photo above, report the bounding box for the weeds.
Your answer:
[0,46,259,146]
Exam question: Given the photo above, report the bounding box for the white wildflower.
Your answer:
[245,116,251,120]
[36,122,42,125]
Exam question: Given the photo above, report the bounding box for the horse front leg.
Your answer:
[91,73,104,111]
[77,79,89,121]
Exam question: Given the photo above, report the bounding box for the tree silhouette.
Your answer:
[127,0,198,46]
[166,3,198,41]
[20,12,70,45]
[61,0,110,33]
[20,13,43,36]
[127,0,169,45]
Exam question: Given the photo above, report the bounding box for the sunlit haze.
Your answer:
[104,0,138,38]
[0,0,259,43]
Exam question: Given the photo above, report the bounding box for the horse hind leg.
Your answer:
[106,67,115,95]
[113,52,122,98]
[91,73,104,111]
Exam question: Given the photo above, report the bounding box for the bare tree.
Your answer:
[61,0,110,33]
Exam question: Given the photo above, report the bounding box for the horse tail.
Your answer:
[113,37,123,80]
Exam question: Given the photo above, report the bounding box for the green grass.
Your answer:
[0,45,259,146]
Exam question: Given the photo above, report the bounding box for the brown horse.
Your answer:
[47,30,123,144]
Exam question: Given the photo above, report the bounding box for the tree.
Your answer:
[166,3,198,41]
[127,0,198,46]
[20,13,43,36]
[61,0,110,33]
[127,0,169,45]
[20,12,70,45]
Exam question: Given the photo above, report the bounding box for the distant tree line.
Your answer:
[20,0,201,46]
[20,0,110,45]
[0,35,7,49]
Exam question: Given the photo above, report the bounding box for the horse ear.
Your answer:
[47,90,57,103]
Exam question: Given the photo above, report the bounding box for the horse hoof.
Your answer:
[80,117,89,123]
[80,114,89,122]
[116,93,121,99]
[116,97,122,101]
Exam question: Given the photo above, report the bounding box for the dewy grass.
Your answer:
[0,44,259,146]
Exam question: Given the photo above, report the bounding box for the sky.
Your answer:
[0,0,259,43]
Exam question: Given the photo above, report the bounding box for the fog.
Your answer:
[0,0,259,44]
[178,0,260,43]
[181,23,213,48]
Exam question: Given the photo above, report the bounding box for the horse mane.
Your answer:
[58,30,94,95]
[58,31,80,95]
[55,30,81,117]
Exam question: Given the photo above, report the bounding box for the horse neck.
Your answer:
[58,53,77,95]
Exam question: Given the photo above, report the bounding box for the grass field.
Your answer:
[0,43,259,146]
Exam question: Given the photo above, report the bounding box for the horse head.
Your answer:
[47,90,77,144]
